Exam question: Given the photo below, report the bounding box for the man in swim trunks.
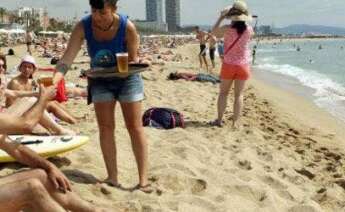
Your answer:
[206,31,217,70]
[25,30,33,55]
[194,26,209,72]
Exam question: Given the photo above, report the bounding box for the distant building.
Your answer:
[165,0,180,32]
[17,7,45,28]
[146,0,163,23]
[0,13,11,25]
[134,20,168,32]
[42,9,49,31]
[258,25,273,35]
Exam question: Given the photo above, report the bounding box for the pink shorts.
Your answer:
[220,63,251,80]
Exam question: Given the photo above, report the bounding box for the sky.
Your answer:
[1,0,345,28]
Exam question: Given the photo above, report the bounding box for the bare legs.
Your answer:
[232,80,246,127]
[6,97,75,135]
[94,101,118,186]
[121,102,148,186]
[27,44,32,55]
[199,54,209,72]
[0,169,103,212]
[215,79,246,127]
[215,79,233,126]
[198,54,203,69]
[210,59,215,70]
[94,100,148,187]
[47,101,77,124]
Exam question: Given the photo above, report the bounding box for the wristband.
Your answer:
[56,63,69,75]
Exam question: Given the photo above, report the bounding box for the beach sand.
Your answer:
[1,43,345,211]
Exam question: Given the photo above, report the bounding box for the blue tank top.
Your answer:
[82,14,128,68]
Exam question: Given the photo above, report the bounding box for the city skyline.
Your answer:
[146,0,163,23]
[0,0,345,28]
[165,0,180,31]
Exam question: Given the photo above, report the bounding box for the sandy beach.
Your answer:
[1,42,345,211]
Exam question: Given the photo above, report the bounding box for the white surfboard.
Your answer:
[0,136,89,163]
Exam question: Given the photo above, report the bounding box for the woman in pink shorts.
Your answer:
[210,1,254,128]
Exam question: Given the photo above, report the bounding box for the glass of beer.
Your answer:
[38,76,53,87]
[116,52,128,73]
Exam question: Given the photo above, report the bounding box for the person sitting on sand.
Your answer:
[210,1,254,128]
[0,54,75,135]
[52,0,151,192]
[0,84,109,212]
[194,26,209,72]
[7,55,77,125]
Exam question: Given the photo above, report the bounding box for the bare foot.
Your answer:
[232,121,241,130]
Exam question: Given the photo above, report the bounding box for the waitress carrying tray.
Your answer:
[85,63,149,79]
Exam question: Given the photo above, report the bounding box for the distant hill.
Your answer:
[273,24,345,36]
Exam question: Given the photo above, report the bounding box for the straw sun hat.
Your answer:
[222,1,252,22]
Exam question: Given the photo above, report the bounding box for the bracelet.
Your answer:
[56,63,69,75]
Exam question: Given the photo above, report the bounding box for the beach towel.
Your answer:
[195,73,220,84]
[143,107,184,129]
[168,72,220,84]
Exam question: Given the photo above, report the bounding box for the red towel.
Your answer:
[55,78,68,103]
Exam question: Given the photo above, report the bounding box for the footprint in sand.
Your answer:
[238,160,252,170]
[256,147,273,162]
[177,196,219,212]
[157,174,207,194]
[295,168,316,180]
[281,171,306,185]
[190,178,207,194]
[77,154,92,164]
[224,184,268,204]
[288,204,323,212]
[171,146,188,159]
[259,175,295,201]
[168,162,197,177]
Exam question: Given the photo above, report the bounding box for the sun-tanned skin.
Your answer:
[0,85,109,211]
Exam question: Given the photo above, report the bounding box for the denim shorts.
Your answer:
[88,74,144,104]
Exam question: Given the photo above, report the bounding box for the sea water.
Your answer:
[253,38,345,123]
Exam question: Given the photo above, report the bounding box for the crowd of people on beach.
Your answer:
[0,0,255,210]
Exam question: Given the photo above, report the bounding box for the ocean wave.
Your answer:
[256,63,345,102]
[256,48,296,53]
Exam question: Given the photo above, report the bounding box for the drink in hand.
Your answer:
[116,53,128,73]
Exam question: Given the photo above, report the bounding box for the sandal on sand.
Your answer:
[208,119,222,127]
[131,184,154,194]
